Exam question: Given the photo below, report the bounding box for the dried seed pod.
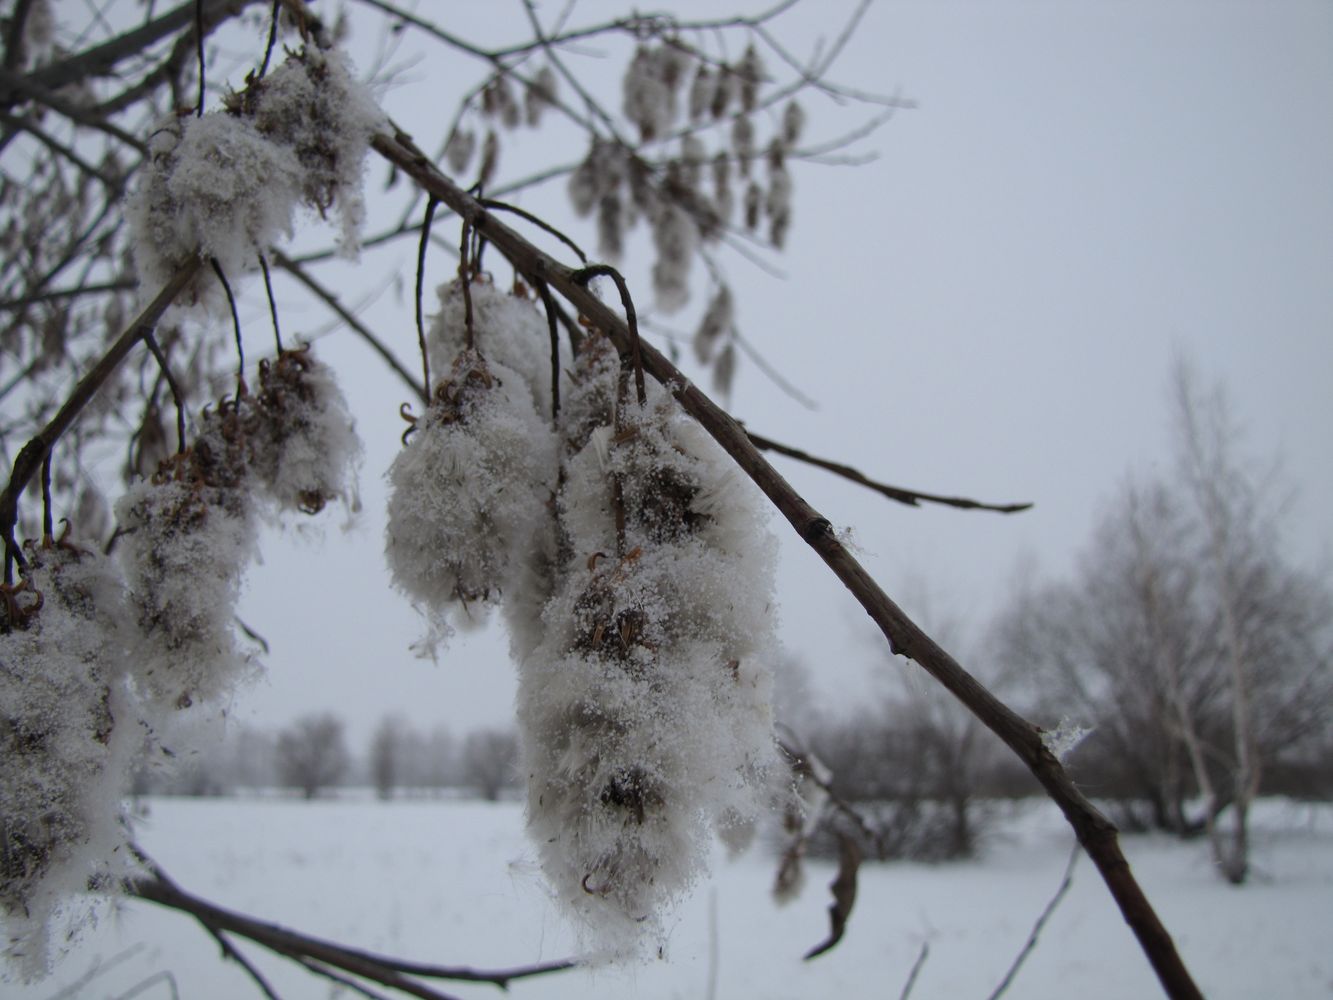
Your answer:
[736,44,764,112]
[525,65,558,126]
[688,64,715,121]
[385,348,558,656]
[693,285,733,364]
[782,99,806,146]
[650,203,698,314]
[731,115,755,175]
[743,180,762,231]
[444,126,476,175]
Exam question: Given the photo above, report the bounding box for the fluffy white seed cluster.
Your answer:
[567,38,801,315]
[126,47,382,310]
[2,350,359,976]
[1,546,138,980]
[514,344,781,953]
[385,285,559,655]
[383,278,783,952]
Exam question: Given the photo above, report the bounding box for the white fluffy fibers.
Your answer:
[385,350,557,654]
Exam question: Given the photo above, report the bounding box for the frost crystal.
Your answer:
[117,455,258,714]
[1042,718,1092,764]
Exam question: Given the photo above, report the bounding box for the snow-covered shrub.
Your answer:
[385,346,558,654]
[518,372,781,953]
[0,544,137,978]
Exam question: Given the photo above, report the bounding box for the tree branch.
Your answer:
[745,429,1032,513]
[0,259,200,558]
[369,125,1203,1000]
[127,871,576,995]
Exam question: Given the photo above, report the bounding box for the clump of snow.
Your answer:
[0,545,138,979]
[1042,718,1092,764]
[126,47,382,310]
[385,348,558,656]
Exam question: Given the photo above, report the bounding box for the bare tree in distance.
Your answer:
[276,713,350,800]
[995,363,1333,880]
[0,2,1209,997]
[369,713,405,801]
[460,727,520,802]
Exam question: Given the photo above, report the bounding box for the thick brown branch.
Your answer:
[127,872,575,994]
[369,126,1203,1000]
[745,430,1032,513]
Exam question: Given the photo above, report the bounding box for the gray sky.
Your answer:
[219,0,1332,749]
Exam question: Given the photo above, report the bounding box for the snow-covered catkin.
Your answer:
[247,347,361,515]
[1,546,137,978]
[519,373,781,953]
[126,47,380,309]
[116,414,259,715]
[385,347,557,655]
[651,203,698,313]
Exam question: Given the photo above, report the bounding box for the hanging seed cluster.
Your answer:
[387,278,781,952]
[2,350,359,975]
[444,64,559,187]
[126,47,382,314]
[567,40,804,314]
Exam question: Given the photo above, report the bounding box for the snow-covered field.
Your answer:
[11,796,1332,999]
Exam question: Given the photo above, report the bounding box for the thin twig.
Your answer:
[269,250,425,402]
[194,0,205,114]
[142,332,187,453]
[534,279,561,420]
[40,452,52,542]
[127,870,576,993]
[0,260,200,577]
[259,255,283,353]
[258,0,281,78]
[209,258,245,395]
[479,199,587,264]
[415,198,437,394]
[897,941,930,1000]
[985,842,1079,1000]
[571,264,643,405]
[745,430,1033,514]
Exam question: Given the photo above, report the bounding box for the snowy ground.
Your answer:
[10,796,1332,1000]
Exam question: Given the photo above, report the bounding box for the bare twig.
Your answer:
[142,332,187,453]
[127,870,576,995]
[744,430,1033,514]
[897,941,930,1000]
[415,198,438,395]
[985,842,1079,1000]
[370,129,1203,1000]
[0,260,200,570]
[269,250,425,403]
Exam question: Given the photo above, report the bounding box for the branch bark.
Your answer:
[128,871,575,996]
[369,125,1204,1000]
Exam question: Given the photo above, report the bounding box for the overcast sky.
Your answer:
[204,0,1333,750]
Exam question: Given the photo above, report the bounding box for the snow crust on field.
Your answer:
[9,797,1331,1000]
